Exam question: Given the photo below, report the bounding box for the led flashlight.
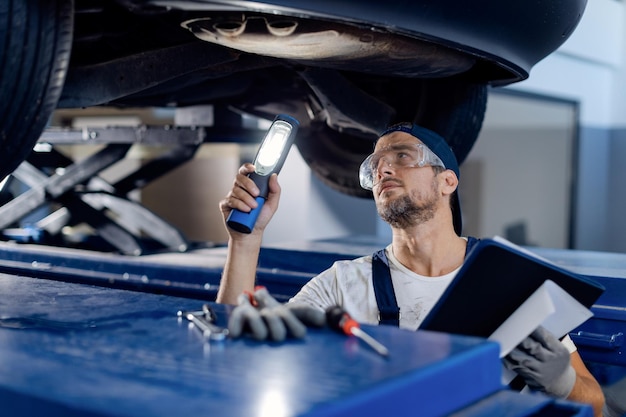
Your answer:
[226,114,299,233]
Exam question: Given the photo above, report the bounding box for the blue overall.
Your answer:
[372,236,480,326]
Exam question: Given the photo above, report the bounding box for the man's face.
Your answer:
[372,132,441,228]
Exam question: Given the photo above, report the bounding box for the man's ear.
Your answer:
[440,170,459,196]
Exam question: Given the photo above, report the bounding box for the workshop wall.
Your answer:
[459,93,576,249]
[608,127,626,253]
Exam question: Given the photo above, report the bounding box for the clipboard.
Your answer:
[420,237,605,338]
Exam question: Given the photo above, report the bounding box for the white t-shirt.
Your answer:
[290,244,457,330]
[289,243,576,352]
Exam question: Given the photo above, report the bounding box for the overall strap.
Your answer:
[465,236,480,254]
[372,237,481,326]
[372,249,400,326]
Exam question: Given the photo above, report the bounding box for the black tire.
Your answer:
[296,77,487,198]
[0,0,73,180]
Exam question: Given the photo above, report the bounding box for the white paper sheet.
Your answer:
[488,279,593,385]
[488,279,593,358]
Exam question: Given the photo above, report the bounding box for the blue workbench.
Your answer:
[0,272,593,417]
[0,237,624,368]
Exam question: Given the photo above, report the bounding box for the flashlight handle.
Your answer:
[226,196,266,234]
[226,170,273,233]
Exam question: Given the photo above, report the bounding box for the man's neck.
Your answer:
[390,225,466,277]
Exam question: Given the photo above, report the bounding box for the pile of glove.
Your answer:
[228,287,326,341]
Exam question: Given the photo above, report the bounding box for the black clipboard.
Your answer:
[420,238,605,338]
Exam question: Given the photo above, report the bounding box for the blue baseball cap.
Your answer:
[379,123,463,235]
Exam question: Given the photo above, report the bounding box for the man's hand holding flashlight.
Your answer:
[219,163,282,237]
[216,163,283,304]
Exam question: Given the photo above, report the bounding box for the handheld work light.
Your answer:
[226,114,299,233]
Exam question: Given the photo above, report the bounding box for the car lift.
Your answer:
[0,124,265,256]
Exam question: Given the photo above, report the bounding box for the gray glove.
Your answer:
[228,292,269,340]
[228,287,325,341]
[503,326,576,398]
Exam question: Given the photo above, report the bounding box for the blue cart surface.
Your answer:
[0,272,594,417]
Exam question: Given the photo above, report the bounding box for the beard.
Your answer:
[377,181,438,229]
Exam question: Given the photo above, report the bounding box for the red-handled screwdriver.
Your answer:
[326,306,389,357]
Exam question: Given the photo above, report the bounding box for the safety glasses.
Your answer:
[359,143,445,190]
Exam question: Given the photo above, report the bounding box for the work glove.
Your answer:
[227,287,325,342]
[503,326,576,399]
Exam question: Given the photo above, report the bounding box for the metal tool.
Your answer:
[178,305,229,341]
[326,306,389,357]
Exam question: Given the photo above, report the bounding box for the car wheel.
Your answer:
[296,76,487,198]
[0,0,73,180]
